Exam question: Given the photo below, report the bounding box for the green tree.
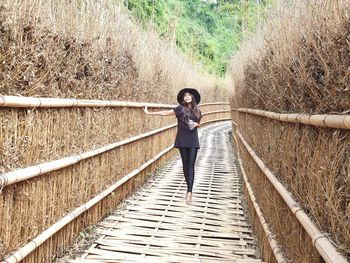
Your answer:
[123,0,271,76]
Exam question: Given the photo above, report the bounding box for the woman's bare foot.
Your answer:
[186,192,192,205]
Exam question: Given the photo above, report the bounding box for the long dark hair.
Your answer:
[180,93,202,123]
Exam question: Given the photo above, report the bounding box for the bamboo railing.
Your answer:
[234,128,347,263]
[0,96,231,262]
[233,108,350,130]
[0,95,229,109]
[1,118,230,263]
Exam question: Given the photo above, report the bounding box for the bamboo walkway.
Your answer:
[71,122,262,263]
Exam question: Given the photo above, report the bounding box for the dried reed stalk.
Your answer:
[202,110,231,117]
[230,1,350,114]
[0,104,230,174]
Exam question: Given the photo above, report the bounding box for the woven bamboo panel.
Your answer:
[72,122,263,263]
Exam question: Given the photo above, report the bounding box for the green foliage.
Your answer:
[124,0,270,76]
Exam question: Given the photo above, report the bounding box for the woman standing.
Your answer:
[143,88,202,205]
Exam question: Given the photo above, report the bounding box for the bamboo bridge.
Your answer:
[0,96,347,263]
[70,122,262,263]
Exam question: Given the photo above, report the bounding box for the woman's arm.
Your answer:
[143,106,175,116]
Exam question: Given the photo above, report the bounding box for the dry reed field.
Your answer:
[230,0,350,261]
[0,0,228,103]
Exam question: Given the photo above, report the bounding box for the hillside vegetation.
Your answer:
[124,0,271,75]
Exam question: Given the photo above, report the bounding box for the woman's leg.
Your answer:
[179,148,190,187]
[186,147,198,193]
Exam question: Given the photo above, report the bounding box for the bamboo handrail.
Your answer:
[0,95,229,109]
[235,130,347,263]
[202,109,231,116]
[2,145,174,263]
[198,102,230,106]
[0,115,230,189]
[1,118,231,263]
[202,118,231,124]
[233,108,350,130]
[231,122,286,263]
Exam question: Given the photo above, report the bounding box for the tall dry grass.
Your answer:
[0,0,228,103]
[230,0,350,261]
[230,0,349,113]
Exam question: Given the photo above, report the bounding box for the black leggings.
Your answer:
[179,147,198,193]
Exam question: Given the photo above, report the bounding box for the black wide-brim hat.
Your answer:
[177,88,201,104]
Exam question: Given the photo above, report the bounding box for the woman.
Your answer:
[143,88,202,205]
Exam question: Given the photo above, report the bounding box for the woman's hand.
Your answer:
[143,107,175,116]
[193,122,200,128]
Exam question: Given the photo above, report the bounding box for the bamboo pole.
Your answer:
[231,122,286,263]
[0,95,229,109]
[235,130,347,263]
[0,114,230,189]
[199,102,230,106]
[233,108,350,130]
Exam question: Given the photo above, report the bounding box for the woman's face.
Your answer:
[183,92,192,104]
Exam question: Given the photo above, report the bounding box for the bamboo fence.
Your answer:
[231,105,349,262]
[234,129,347,263]
[231,121,286,263]
[2,145,173,263]
[0,96,231,262]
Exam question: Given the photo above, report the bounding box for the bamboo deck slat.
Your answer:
[70,122,263,263]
